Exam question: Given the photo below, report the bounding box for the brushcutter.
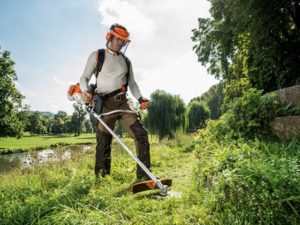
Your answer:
[67,83,172,196]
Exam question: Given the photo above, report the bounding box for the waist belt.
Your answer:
[98,88,126,100]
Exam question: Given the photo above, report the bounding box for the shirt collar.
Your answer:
[106,48,119,56]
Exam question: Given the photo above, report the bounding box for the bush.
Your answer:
[187,84,300,224]
[190,88,279,142]
[226,88,279,139]
[187,101,210,132]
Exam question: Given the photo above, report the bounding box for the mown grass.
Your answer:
[0,134,209,225]
[0,134,96,153]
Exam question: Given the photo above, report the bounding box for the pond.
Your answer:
[0,145,92,173]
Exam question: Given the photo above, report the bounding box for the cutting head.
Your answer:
[132,178,172,195]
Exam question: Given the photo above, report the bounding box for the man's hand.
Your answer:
[83,91,93,104]
[138,97,150,110]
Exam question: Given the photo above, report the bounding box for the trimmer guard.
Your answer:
[132,179,172,194]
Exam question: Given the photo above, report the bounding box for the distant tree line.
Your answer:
[0,47,92,137]
[19,105,93,136]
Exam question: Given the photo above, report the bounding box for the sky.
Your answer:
[0,0,218,114]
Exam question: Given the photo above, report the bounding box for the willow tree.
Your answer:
[146,90,186,140]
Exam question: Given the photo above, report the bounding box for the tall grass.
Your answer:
[0,135,210,225]
[188,119,300,225]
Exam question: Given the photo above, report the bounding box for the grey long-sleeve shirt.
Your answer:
[80,50,142,100]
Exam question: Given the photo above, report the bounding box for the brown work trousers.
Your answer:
[95,94,150,179]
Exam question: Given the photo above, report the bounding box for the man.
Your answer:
[79,23,150,180]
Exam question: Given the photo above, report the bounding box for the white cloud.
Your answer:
[18,0,214,114]
[99,0,155,39]
[98,0,216,104]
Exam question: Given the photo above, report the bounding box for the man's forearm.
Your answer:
[80,76,89,93]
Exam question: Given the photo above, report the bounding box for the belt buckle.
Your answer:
[113,95,122,101]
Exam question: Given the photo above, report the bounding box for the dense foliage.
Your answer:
[188,120,300,224]
[0,48,24,137]
[189,2,300,222]
[183,85,300,224]
[192,0,300,92]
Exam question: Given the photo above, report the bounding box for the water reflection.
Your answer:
[0,145,91,173]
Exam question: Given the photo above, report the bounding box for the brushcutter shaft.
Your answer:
[92,112,166,192]
[68,86,169,195]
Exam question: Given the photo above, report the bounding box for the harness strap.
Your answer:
[95,49,131,90]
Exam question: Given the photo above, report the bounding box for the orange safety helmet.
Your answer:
[106,23,130,43]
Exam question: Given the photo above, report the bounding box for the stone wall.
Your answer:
[269,85,300,105]
[271,116,300,140]
[268,85,300,139]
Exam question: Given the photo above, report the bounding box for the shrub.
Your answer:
[187,84,300,224]
[187,101,210,132]
[226,88,279,139]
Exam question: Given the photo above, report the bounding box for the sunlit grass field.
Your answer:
[0,134,96,153]
[1,131,298,224]
[0,134,207,225]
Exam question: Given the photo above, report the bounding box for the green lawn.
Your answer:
[0,134,96,153]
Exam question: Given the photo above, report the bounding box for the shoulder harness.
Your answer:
[95,49,131,95]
